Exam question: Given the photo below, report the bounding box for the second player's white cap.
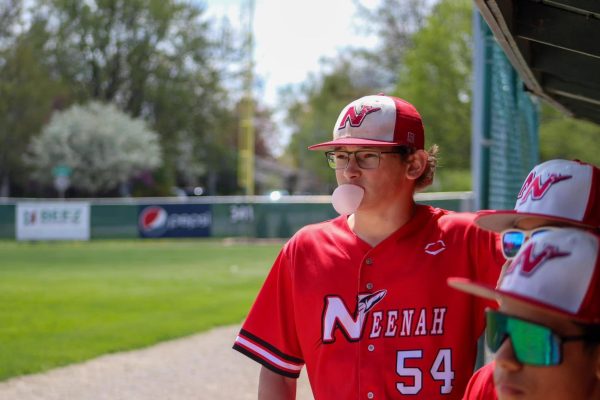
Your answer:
[475,159,600,232]
[449,228,600,324]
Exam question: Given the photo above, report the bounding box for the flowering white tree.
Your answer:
[28,102,162,194]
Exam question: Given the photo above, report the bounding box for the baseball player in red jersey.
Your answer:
[450,228,600,400]
[457,159,600,400]
[233,94,504,399]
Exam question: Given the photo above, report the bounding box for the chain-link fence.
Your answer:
[472,13,539,211]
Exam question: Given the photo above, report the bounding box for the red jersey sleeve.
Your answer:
[469,215,504,314]
[471,221,504,285]
[442,211,504,338]
[233,244,305,378]
[462,362,497,400]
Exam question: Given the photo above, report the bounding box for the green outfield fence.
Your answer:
[0,192,474,240]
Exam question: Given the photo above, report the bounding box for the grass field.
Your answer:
[0,239,281,381]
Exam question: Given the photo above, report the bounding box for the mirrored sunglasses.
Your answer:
[500,227,561,259]
[486,310,593,366]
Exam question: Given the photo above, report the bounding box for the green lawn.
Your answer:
[0,239,281,381]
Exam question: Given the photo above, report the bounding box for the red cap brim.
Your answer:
[308,138,404,151]
[447,277,597,323]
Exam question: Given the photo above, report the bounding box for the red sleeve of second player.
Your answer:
[232,244,305,378]
[462,362,498,400]
[470,218,504,310]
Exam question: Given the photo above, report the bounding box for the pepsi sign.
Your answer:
[138,204,211,238]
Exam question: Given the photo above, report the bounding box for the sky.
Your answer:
[202,0,378,107]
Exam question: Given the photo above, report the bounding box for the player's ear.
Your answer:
[405,149,428,181]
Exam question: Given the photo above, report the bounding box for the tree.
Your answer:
[393,0,473,172]
[354,0,432,90]
[283,57,378,193]
[0,17,67,196]
[16,0,240,195]
[0,0,22,44]
[27,102,161,195]
[283,0,474,192]
[539,103,600,165]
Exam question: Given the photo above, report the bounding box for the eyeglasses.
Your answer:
[486,310,595,366]
[500,227,561,259]
[325,150,402,170]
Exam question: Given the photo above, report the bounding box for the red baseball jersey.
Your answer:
[462,362,497,400]
[233,205,503,399]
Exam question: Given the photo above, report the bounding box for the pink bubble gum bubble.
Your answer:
[331,184,364,215]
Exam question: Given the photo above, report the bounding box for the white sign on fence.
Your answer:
[16,202,90,241]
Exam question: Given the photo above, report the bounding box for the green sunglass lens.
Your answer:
[486,312,505,351]
[509,320,560,365]
[486,311,561,366]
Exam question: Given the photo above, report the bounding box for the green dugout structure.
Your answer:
[471,12,539,211]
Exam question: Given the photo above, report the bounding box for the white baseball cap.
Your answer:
[308,94,425,151]
[476,159,600,232]
[449,228,600,324]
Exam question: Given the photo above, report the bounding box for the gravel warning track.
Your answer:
[0,325,313,400]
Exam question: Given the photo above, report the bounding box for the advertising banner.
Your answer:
[138,204,212,238]
[16,202,91,241]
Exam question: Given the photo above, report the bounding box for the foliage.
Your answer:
[284,0,474,192]
[0,239,279,380]
[0,0,22,45]
[28,102,161,194]
[42,0,239,191]
[0,0,244,196]
[428,169,472,192]
[0,11,68,196]
[353,0,432,90]
[283,58,378,193]
[393,0,473,170]
[538,103,600,166]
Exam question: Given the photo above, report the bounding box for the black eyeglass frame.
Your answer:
[324,150,404,170]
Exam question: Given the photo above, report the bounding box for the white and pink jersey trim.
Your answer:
[233,330,304,378]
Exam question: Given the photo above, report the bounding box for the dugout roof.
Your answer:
[475,0,600,125]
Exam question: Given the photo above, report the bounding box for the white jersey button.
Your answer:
[368,344,375,352]
[366,282,373,290]
[367,392,374,399]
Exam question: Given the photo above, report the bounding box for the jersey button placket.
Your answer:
[365,257,375,290]
[359,253,376,400]
[361,254,375,292]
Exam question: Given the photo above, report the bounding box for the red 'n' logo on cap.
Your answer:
[337,105,381,130]
[505,242,570,276]
[517,172,572,204]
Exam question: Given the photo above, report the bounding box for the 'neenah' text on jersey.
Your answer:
[322,290,447,343]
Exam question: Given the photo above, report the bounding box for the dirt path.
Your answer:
[0,325,313,400]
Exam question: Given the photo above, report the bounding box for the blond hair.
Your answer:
[397,145,438,191]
